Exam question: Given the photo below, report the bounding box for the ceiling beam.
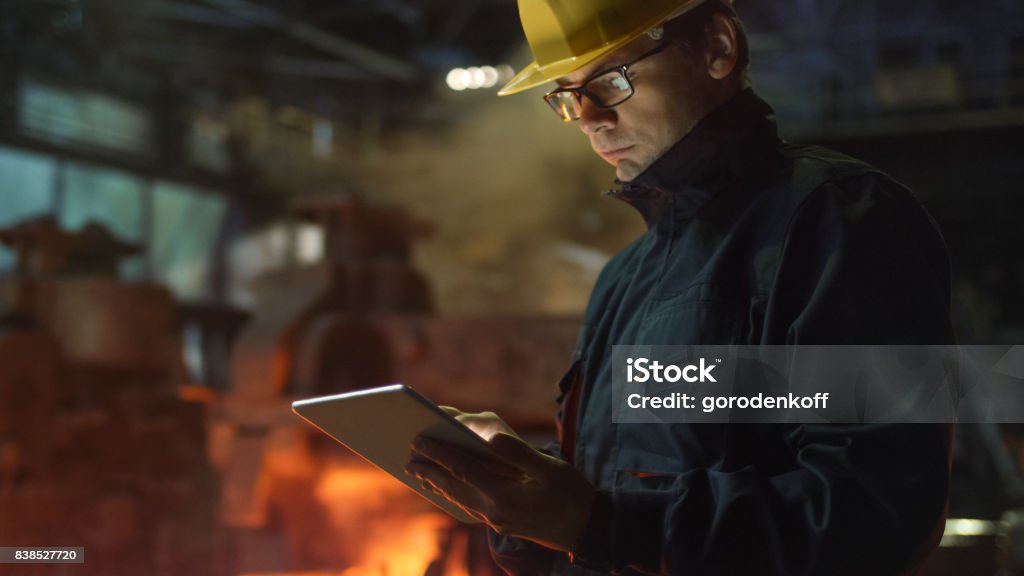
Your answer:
[124,42,364,80]
[202,0,420,81]
[137,1,253,29]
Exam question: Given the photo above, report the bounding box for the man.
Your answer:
[405,0,956,574]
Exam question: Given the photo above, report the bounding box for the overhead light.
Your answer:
[446,68,471,91]
[466,67,485,89]
[446,64,515,91]
[480,66,499,88]
[496,65,515,82]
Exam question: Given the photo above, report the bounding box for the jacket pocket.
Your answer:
[614,446,684,491]
[637,294,746,345]
[614,469,681,493]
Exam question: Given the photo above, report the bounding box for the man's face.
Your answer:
[554,34,719,182]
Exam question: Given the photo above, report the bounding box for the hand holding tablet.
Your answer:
[293,384,596,552]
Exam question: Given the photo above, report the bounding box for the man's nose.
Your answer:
[578,97,616,134]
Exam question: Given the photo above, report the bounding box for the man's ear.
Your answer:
[704,12,739,80]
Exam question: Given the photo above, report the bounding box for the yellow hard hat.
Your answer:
[498,0,714,96]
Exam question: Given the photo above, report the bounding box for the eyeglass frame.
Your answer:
[542,41,674,121]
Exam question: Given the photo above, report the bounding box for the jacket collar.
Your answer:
[606,88,782,231]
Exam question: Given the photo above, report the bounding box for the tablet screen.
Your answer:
[292,384,500,523]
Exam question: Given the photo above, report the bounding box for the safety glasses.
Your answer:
[543,42,671,122]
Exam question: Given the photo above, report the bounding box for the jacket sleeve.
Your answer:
[487,441,568,575]
[487,531,565,576]
[570,175,956,575]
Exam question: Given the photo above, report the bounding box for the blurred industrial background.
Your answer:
[1,0,1023,575]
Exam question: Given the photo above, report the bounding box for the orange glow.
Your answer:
[237,569,342,573]
[314,458,460,575]
[177,384,218,403]
[337,514,451,576]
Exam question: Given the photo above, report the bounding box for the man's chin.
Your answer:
[615,160,644,182]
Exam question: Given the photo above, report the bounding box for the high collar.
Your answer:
[606,88,782,232]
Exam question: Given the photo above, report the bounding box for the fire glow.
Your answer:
[314,459,465,576]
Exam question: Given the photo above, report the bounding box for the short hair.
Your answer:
[662,0,751,86]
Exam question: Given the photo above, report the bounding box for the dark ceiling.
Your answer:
[3,0,525,122]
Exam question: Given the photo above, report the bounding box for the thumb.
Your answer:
[488,433,549,472]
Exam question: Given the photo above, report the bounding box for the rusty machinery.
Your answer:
[0,217,215,576]
[215,195,580,575]
[0,199,582,576]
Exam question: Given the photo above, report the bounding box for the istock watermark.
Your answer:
[626,357,718,383]
[611,345,1024,424]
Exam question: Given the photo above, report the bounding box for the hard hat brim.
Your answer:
[497,37,629,96]
[497,0,708,96]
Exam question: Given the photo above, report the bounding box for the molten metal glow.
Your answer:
[315,459,460,575]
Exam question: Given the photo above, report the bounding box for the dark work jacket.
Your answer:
[489,89,956,576]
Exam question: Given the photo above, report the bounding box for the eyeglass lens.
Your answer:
[587,70,633,106]
[545,69,635,121]
[546,91,582,121]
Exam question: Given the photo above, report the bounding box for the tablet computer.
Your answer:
[291,384,499,523]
